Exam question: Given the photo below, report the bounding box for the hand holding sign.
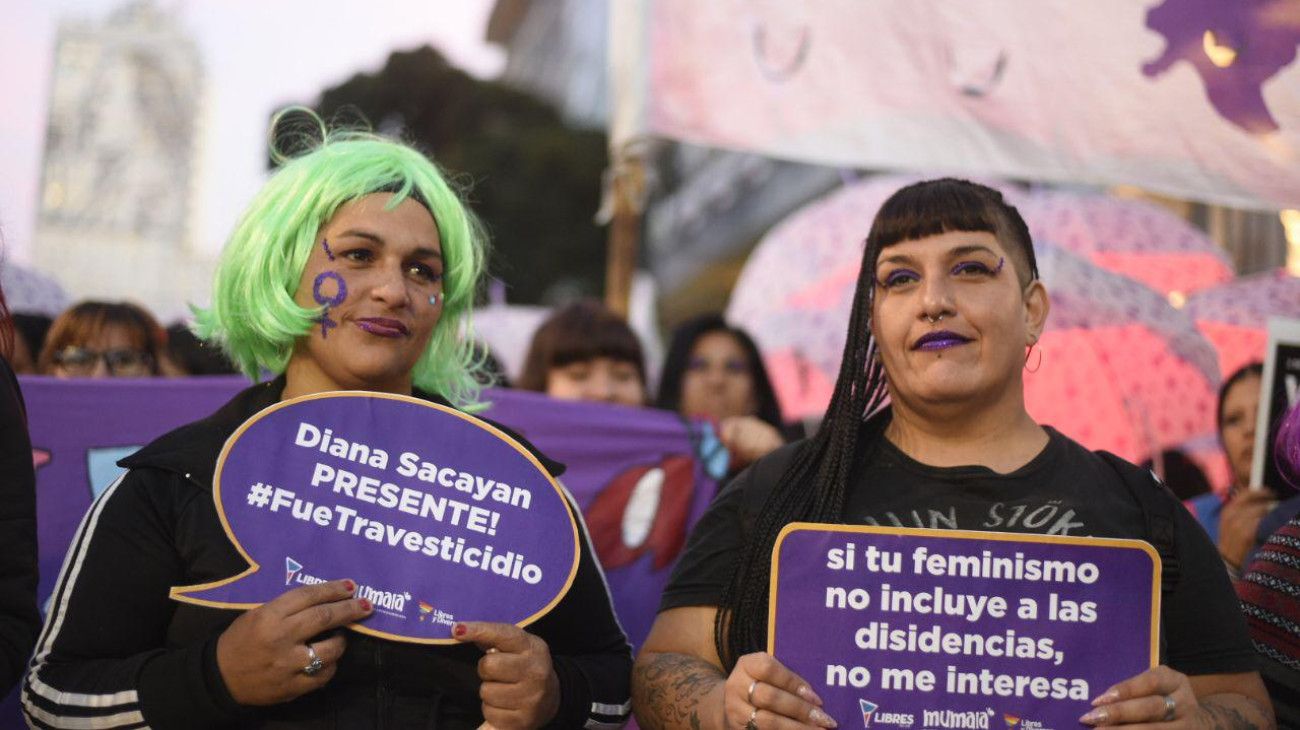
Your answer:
[726,652,836,730]
[216,579,372,705]
[456,622,561,730]
[1080,665,1197,726]
[1218,488,1277,571]
[769,525,1161,730]
[172,392,580,643]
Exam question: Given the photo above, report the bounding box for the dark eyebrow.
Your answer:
[948,244,1000,259]
[336,229,442,260]
[876,253,918,267]
[336,229,384,245]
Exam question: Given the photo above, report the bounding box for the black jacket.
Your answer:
[0,356,39,695]
[22,378,632,729]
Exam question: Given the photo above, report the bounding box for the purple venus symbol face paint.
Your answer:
[321,238,336,261]
[313,271,348,338]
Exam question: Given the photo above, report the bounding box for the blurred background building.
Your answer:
[33,0,210,321]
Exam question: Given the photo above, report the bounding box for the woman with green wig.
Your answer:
[23,123,633,729]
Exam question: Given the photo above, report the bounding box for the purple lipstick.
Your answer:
[913,330,971,351]
[355,318,410,338]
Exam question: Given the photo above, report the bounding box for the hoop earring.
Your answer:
[1024,343,1042,373]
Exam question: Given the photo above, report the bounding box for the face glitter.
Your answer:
[312,272,348,308]
[312,271,348,338]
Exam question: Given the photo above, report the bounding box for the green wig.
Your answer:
[194,119,488,406]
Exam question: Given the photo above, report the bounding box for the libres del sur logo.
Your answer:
[859,699,878,727]
[281,556,443,624]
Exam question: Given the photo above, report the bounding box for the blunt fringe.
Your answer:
[517,300,647,393]
[714,178,1037,667]
[193,117,488,406]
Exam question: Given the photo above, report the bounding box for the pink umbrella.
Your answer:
[1026,246,1221,461]
[729,177,1222,462]
[1007,189,1234,297]
[1184,269,1300,378]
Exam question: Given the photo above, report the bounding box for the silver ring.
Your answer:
[745,707,759,730]
[1162,695,1176,722]
[926,314,945,324]
[301,644,324,676]
[747,680,758,706]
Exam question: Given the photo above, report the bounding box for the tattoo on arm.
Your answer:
[633,653,725,730]
[1196,696,1272,730]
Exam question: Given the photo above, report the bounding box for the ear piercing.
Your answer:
[429,294,439,306]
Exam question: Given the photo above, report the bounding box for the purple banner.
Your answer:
[21,377,716,649]
[172,393,580,642]
[770,525,1159,730]
[12,379,716,723]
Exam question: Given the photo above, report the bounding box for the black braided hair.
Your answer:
[714,178,1038,667]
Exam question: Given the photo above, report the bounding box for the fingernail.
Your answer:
[343,579,356,594]
[453,623,467,638]
[797,685,824,706]
[358,598,372,612]
[810,708,837,728]
[1079,709,1106,725]
[1091,689,1120,706]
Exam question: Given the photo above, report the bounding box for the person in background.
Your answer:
[0,271,40,695]
[1236,401,1300,727]
[1141,448,1212,501]
[518,299,647,407]
[656,313,788,472]
[8,313,52,375]
[37,301,166,378]
[1185,363,1299,577]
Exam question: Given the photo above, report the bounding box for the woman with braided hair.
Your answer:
[632,179,1272,730]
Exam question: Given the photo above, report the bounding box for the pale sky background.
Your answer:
[0,0,505,264]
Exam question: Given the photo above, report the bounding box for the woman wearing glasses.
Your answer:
[37,301,164,377]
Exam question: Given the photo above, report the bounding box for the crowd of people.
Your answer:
[6,300,240,378]
[0,124,1295,729]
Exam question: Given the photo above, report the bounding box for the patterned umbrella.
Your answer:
[1027,246,1221,461]
[728,177,1223,461]
[0,263,70,317]
[1184,269,1300,379]
[1007,189,1234,297]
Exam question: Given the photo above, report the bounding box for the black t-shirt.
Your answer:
[662,420,1257,676]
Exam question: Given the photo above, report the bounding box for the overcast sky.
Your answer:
[0,0,505,263]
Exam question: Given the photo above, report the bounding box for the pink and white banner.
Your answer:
[611,0,1300,209]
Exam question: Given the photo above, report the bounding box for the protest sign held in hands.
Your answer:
[769,525,1160,730]
[172,392,581,643]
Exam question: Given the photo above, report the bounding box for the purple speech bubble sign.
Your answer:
[171,392,581,644]
[769,525,1159,730]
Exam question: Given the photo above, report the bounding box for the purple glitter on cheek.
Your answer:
[312,272,348,308]
[321,238,335,261]
[312,271,347,338]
